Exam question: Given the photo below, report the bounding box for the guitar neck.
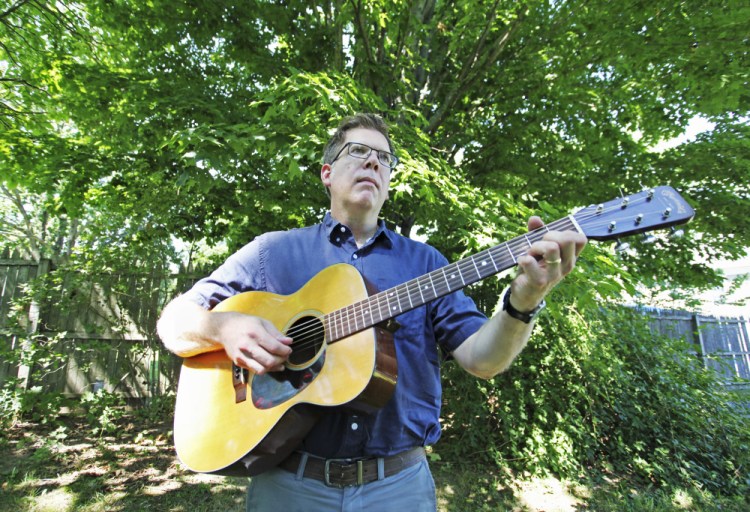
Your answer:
[324,215,581,343]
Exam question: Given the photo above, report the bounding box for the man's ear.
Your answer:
[320,163,332,187]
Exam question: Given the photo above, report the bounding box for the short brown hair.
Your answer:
[323,113,394,165]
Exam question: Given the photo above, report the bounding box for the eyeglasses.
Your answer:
[331,142,399,169]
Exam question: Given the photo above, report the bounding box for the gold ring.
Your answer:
[545,258,562,264]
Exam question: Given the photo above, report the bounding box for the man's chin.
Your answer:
[348,192,384,210]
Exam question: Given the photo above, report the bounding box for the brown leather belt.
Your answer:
[278,447,426,488]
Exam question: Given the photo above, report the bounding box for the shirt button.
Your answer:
[351,423,359,431]
[340,226,346,233]
[352,254,358,260]
[336,237,341,243]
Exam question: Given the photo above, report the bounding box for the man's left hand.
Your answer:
[509,216,588,312]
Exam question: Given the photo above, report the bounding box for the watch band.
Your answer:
[502,288,546,324]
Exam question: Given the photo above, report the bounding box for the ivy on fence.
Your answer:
[0,251,206,398]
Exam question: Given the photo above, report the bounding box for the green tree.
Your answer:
[3,0,747,275]
[2,0,748,495]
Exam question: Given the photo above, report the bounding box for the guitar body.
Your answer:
[173,264,398,476]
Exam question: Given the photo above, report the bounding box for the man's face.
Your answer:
[321,127,392,216]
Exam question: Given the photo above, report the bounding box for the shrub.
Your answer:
[439,305,750,495]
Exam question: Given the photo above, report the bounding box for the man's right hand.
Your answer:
[157,296,292,374]
[213,311,293,374]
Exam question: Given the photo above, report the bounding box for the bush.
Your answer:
[0,379,70,428]
[79,389,128,435]
[438,305,750,495]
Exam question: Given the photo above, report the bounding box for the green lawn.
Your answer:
[0,414,747,512]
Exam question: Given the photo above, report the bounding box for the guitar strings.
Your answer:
[286,218,564,350]
[275,195,656,355]
[271,193,664,357]
[286,216,574,350]
[286,229,585,354]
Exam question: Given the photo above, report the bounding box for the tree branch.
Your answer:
[0,100,22,114]
[349,0,375,64]
[426,5,526,134]
[324,0,345,71]
[0,76,48,93]
[0,218,32,236]
[0,0,31,21]
[0,184,41,260]
[398,0,437,106]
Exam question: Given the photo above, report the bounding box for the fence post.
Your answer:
[692,313,708,368]
[739,317,750,390]
[16,258,51,391]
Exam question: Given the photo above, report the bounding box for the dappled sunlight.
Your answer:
[434,464,515,511]
[437,482,454,510]
[24,487,75,512]
[142,479,183,496]
[0,417,247,511]
[434,466,596,512]
[672,488,695,509]
[2,416,747,511]
[515,477,583,511]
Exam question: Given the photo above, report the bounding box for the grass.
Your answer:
[0,413,747,512]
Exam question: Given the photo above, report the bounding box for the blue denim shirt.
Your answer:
[183,213,487,458]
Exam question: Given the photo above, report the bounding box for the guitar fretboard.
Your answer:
[323,215,581,343]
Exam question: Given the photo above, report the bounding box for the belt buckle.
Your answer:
[323,458,364,488]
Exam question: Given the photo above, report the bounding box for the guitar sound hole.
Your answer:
[286,315,325,367]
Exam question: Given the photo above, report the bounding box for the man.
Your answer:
[157,113,587,511]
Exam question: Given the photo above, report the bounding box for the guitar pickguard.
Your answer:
[251,352,325,409]
[252,313,327,410]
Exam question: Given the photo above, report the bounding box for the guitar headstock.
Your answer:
[573,186,695,241]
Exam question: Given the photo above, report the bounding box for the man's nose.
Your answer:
[364,152,380,170]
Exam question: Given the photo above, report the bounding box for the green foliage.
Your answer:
[0,379,68,428]
[2,0,749,500]
[3,0,748,279]
[0,325,73,428]
[5,412,746,511]
[133,392,176,425]
[0,266,177,436]
[79,389,127,435]
[587,309,749,492]
[439,306,750,495]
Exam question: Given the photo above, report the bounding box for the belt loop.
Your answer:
[377,457,385,480]
[295,452,309,480]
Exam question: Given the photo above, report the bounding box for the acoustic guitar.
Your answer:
[173,186,694,476]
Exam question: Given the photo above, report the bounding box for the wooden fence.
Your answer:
[0,250,203,399]
[0,253,46,389]
[1,252,749,400]
[642,307,750,388]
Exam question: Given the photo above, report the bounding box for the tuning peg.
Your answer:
[669,227,684,239]
[641,233,657,244]
[615,240,631,252]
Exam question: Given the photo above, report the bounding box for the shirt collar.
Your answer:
[323,212,394,248]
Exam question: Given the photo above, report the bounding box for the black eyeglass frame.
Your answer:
[330,142,399,169]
